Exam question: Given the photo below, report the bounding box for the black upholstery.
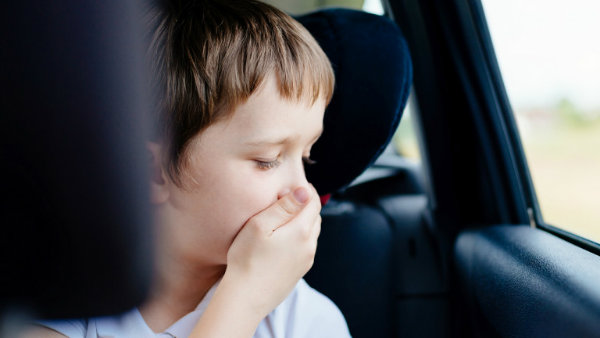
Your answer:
[299,9,452,338]
[310,199,395,337]
[455,225,600,337]
[306,167,450,338]
[298,9,412,195]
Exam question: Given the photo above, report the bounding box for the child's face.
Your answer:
[158,76,325,265]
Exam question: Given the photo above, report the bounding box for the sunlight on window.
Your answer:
[392,98,421,161]
[482,0,600,243]
[362,0,384,15]
[265,0,384,16]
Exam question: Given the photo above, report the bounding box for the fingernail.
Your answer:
[293,187,309,204]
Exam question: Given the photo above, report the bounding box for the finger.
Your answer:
[274,192,321,241]
[301,211,321,246]
[306,184,317,200]
[310,213,322,243]
[304,214,322,272]
[307,183,322,241]
[249,187,310,234]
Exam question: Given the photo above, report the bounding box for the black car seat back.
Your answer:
[296,9,419,338]
[300,8,450,338]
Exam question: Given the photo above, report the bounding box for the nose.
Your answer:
[277,159,310,199]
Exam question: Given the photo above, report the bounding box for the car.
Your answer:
[2,0,599,337]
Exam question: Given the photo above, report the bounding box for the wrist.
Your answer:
[220,269,271,319]
[190,272,266,338]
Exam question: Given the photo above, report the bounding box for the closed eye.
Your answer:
[255,159,281,170]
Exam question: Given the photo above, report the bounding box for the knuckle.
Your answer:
[245,217,259,229]
[301,224,312,240]
[276,196,298,217]
[306,255,315,271]
[245,216,267,234]
[309,241,318,256]
[249,214,266,227]
[305,239,317,257]
[315,223,322,238]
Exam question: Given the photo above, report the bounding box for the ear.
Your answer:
[147,142,170,205]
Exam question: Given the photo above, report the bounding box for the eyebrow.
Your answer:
[244,128,324,147]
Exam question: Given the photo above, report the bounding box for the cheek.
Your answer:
[231,177,278,224]
[215,168,280,236]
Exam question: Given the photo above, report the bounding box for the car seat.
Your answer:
[299,9,448,338]
[299,9,412,197]
[298,8,412,336]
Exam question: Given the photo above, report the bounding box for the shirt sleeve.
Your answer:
[254,279,352,338]
[37,319,87,338]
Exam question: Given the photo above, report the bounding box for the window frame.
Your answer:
[474,0,600,254]
[387,0,600,255]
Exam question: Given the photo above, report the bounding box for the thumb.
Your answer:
[248,187,310,234]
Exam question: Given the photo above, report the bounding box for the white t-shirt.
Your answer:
[40,279,351,338]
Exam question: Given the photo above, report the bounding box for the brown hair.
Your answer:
[146,0,334,186]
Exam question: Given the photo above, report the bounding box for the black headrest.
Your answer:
[298,9,413,195]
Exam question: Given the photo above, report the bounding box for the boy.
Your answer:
[30,0,350,337]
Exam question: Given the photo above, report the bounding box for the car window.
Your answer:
[482,0,600,243]
[263,0,383,15]
[392,97,421,161]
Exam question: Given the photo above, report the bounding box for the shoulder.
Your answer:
[33,309,143,338]
[254,279,351,338]
[34,319,87,338]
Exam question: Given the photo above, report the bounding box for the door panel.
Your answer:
[454,225,600,337]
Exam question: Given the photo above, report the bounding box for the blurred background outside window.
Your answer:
[482,0,600,243]
[265,0,383,16]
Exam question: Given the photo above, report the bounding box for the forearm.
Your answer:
[189,274,266,338]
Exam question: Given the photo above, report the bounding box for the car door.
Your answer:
[387,0,600,336]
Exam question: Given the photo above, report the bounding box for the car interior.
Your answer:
[2,0,600,337]
[301,1,600,337]
[298,9,439,338]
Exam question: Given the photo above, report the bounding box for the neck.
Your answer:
[139,249,226,333]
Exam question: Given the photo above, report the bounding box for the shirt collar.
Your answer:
[163,279,221,337]
[94,279,221,338]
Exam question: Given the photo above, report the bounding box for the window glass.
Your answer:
[392,98,421,161]
[264,0,383,15]
[482,0,600,243]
